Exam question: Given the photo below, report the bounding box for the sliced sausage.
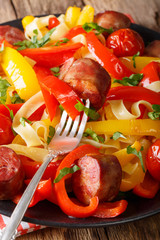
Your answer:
[94,11,131,36]
[60,58,111,110]
[0,25,25,44]
[0,147,25,200]
[144,40,160,57]
[72,153,122,205]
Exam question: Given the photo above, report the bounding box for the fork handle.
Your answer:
[1,154,56,240]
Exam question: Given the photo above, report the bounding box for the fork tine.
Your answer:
[76,99,90,138]
[68,114,80,137]
[55,110,68,135]
[61,116,73,137]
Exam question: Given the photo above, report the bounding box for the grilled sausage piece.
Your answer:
[0,25,25,44]
[144,40,160,57]
[94,11,131,34]
[0,147,25,200]
[72,154,122,205]
[60,58,111,110]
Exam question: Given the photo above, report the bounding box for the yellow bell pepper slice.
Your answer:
[86,119,160,138]
[120,56,160,73]
[120,162,145,192]
[113,141,141,167]
[76,5,94,26]
[65,6,81,28]
[1,47,40,101]
[22,15,34,29]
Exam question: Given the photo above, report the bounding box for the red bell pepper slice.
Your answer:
[19,42,83,68]
[63,25,86,40]
[33,65,59,121]
[39,75,83,120]
[48,17,60,30]
[13,178,53,207]
[54,144,99,218]
[93,200,128,218]
[106,86,160,105]
[86,32,134,79]
[0,39,13,48]
[140,62,160,88]
[133,171,159,199]
[19,155,62,180]
[0,103,23,119]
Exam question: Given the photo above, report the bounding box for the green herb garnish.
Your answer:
[54,38,69,46]
[47,126,55,144]
[84,128,105,143]
[20,117,32,127]
[75,100,100,121]
[127,145,145,172]
[11,93,25,104]
[148,104,160,120]
[83,22,113,35]
[110,131,126,141]
[50,67,60,77]
[0,77,11,104]
[54,165,80,183]
[132,51,140,68]
[113,73,143,86]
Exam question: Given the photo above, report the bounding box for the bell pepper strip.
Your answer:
[19,43,83,68]
[113,141,141,168]
[86,119,160,138]
[65,6,81,28]
[86,32,134,79]
[39,75,83,120]
[76,5,94,26]
[140,62,160,87]
[28,104,46,121]
[120,56,160,74]
[63,26,86,40]
[19,155,62,180]
[106,86,160,105]
[120,162,145,192]
[1,47,40,101]
[0,103,23,119]
[54,144,99,218]
[133,171,159,198]
[33,65,59,120]
[93,200,128,218]
[13,178,53,207]
[0,39,13,48]
[47,185,59,205]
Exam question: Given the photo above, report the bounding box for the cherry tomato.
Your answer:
[106,28,145,57]
[48,17,60,30]
[0,113,14,144]
[146,139,160,181]
[19,155,62,180]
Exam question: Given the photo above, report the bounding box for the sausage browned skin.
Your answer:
[0,25,25,44]
[144,40,160,57]
[0,147,25,200]
[60,58,111,110]
[72,154,122,205]
[94,11,131,33]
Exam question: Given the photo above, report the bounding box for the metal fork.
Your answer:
[1,99,90,240]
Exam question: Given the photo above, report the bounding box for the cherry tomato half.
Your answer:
[146,139,160,181]
[48,17,60,30]
[106,28,145,57]
[19,155,62,180]
[0,113,14,144]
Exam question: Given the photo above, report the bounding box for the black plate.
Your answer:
[0,18,160,228]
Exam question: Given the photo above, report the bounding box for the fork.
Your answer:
[1,99,90,240]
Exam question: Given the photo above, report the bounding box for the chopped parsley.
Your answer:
[20,117,32,127]
[127,145,145,172]
[148,104,160,120]
[11,93,25,104]
[0,77,11,104]
[50,67,60,77]
[54,38,69,46]
[83,128,105,143]
[75,100,100,121]
[110,131,126,141]
[82,22,113,35]
[54,165,80,183]
[132,51,140,68]
[47,126,55,144]
[113,73,143,86]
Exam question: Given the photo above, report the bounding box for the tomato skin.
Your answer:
[19,155,62,180]
[0,113,14,144]
[146,139,160,181]
[106,28,145,57]
[48,17,60,30]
